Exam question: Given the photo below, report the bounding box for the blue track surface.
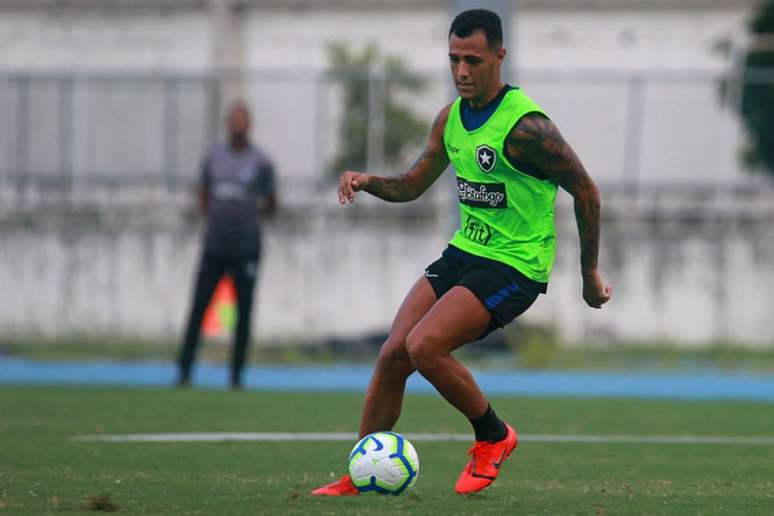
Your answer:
[1,357,773,402]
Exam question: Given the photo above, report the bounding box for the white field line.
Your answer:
[71,432,774,446]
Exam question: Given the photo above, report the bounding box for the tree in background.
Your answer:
[740,0,774,175]
[326,42,428,178]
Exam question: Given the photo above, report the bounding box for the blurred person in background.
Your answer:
[312,9,610,496]
[177,100,277,390]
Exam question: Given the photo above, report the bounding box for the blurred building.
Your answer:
[0,0,762,188]
[1,0,773,347]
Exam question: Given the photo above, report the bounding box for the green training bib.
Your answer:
[444,88,558,283]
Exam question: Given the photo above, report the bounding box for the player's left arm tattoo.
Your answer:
[364,146,445,202]
[506,113,602,277]
[361,105,451,202]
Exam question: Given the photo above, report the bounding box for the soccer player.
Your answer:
[177,100,277,390]
[312,9,611,495]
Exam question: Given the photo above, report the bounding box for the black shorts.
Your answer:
[424,245,547,339]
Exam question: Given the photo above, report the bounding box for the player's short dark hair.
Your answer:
[449,9,503,49]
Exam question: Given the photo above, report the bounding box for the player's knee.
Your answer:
[376,337,412,371]
[405,331,440,373]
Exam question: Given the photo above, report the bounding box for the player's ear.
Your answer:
[496,47,506,64]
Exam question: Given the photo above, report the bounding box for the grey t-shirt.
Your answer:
[201,142,276,258]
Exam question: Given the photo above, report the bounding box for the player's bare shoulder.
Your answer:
[413,103,454,171]
[506,113,566,164]
[435,102,454,128]
[430,102,454,150]
[505,112,587,187]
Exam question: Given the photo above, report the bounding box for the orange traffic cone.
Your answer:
[201,275,237,338]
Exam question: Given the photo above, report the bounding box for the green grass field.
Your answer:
[1,386,773,515]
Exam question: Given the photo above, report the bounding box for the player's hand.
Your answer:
[582,270,612,308]
[337,171,370,204]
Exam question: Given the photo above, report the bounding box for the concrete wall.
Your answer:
[539,192,774,347]
[3,190,774,347]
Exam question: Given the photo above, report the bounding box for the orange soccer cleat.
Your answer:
[311,474,360,496]
[454,422,519,494]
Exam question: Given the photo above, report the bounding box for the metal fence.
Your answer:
[1,67,773,207]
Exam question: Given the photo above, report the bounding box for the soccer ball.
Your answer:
[348,432,419,495]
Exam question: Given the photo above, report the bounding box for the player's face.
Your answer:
[227,105,251,138]
[448,31,505,104]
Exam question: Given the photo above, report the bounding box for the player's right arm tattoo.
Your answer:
[363,106,451,202]
[506,113,602,276]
